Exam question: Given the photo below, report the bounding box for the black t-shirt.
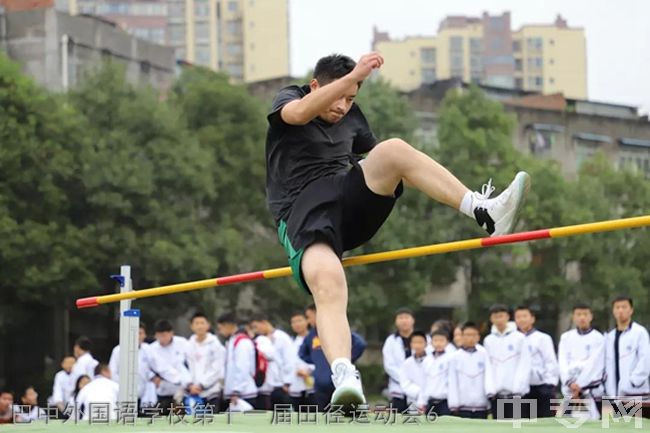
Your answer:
[265,84,377,223]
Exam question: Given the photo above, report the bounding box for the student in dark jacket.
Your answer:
[299,304,366,411]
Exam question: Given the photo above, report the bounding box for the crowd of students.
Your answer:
[0,295,648,423]
[384,296,649,419]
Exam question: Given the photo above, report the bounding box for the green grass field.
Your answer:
[2,414,645,433]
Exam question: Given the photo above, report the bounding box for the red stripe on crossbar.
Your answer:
[76,297,99,309]
[216,271,266,285]
[481,229,551,247]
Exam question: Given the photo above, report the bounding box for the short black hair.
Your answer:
[611,295,633,308]
[313,54,357,85]
[216,313,237,325]
[305,304,316,313]
[154,319,173,333]
[250,313,270,323]
[408,330,428,344]
[489,304,509,315]
[395,307,414,318]
[0,388,13,397]
[572,302,592,311]
[94,363,109,377]
[514,305,536,317]
[290,311,306,319]
[462,321,480,332]
[21,386,35,397]
[431,329,450,339]
[74,336,92,352]
[190,312,209,323]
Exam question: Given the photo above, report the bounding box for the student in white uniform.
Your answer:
[108,322,157,409]
[187,313,226,411]
[76,364,119,421]
[604,296,650,400]
[382,307,415,412]
[557,303,605,420]
[70,336,99,387]
[251,315,294,409]
[398,331,429,409]
[430,320,457,354]
[50,356,76,413]
[16,386,44,422]
[514,306,559,418]
[288,311,314,410]
[418,330,452,416]
[216,313,259,410]
[448,322,494,419]
[483,304,532,420]
[148,319,191,415]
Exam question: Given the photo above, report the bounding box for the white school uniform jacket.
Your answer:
[448,347,494,411]
[484,327,532,396]
[382,332,410,398]
[417,351,451,406]
[288,334,314,396]
[224,332,258,400]
[398,353,428,404]
[76,376,119,420]
[148,336,191,397]
[557,328,605,397]
[108,342,157,403]
[71,352,99,385]
[262,329,295,390]
[520,328,560,387]
[187,333,226,399]
[604,322,650,397]
[51,370,75,406]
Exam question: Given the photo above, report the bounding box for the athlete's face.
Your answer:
[310,78,358,124]
[572,308,593,329]
[612,300,633,324]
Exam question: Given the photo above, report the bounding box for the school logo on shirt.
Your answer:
[312,337,321,349]
[627,345,633,351]
[586,344,590,351]
[439,364,444,371]
[478,361,484,369]
[508,344,514,351]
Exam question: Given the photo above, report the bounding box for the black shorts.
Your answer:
[277,162,403,293]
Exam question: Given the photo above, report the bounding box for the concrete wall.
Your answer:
[1,7,176,92]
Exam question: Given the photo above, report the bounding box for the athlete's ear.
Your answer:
[309,79,320,92]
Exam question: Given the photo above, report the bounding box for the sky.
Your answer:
[289,0,650,114]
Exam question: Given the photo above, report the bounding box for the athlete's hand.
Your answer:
[349,52,384,82]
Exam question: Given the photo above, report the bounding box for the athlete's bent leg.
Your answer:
[361,138,530,236]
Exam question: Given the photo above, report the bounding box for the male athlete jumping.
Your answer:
[265,52,530,411]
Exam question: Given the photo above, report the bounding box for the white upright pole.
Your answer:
[117,265,139,406]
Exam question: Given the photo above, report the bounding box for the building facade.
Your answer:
[56,0,289,82]
[0,6,176,91]
[373,12,587,99]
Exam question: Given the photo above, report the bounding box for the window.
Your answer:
[228,1,238,12]
[527,76,543,88]
[175,47,187,60]
[195,23,209,40]
[470,56,481,69]
[512,40,521,52]
[195,46,211,66]
[450,36,463,51]
[470,38,482,53]
[515,78,523,89]
[527,57,543,69]
[169,24,185,43]
[527,37,543,51]
[195,0,209,17]
[227,43,242,56]
[227,64,243,78]
[527,125,562,154]
[575,141,599,170]
[227,20,241,34]
[515,58,523,71]
[168,1,184,17]
[421,67,436,84]
[420,47,436,64]
[549,77,555,84]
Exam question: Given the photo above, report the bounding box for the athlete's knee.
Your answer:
[306,267,345,301]
[372,138,414,164]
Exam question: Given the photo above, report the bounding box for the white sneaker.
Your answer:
[472,171,531,236]
[330,362,366,414]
